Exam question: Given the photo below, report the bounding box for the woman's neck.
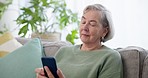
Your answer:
[80,42,102,51]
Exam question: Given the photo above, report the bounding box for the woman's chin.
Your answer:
[81,38,89,43]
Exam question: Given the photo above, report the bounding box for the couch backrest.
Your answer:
[16,38,148,78]
[16,37,72,56]
[117,46,148,78]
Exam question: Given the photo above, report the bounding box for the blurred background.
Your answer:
[0,0,148,49]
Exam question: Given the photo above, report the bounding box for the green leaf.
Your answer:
[18,24,29,37]
[41,0,49,6]
[66,29,79,45]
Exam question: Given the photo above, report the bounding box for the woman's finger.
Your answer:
[35,68,47,78]
[35,68,45,76]
[35,68,42,73]
[44,66,55,78]
[36,73,47,78]
[57,69,65,78]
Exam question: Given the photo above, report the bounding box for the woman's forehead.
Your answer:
[83,10,101,21]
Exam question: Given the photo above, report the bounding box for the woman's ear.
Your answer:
[102,27,109,37]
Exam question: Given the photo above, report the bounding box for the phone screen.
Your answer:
[41,57,59,78]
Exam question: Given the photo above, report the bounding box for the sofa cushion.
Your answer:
[0,32,22,57]
[15,37,32,45]
[142,55,148,78]
[16,37,72,56]
[117,46,148,78]
[42,41,72,56]
[0,38,43,78]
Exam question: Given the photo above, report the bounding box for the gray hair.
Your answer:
[83,4,114,42]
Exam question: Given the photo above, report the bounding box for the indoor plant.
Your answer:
[16,0,79,44]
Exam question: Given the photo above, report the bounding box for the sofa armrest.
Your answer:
[142,54,148,78]
[117,46,148,78]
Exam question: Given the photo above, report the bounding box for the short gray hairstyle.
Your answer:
[83,4,114,42]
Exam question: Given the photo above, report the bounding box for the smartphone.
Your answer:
[41,57,59,78]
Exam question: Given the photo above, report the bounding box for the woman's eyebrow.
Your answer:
[82,16,97,23]
[82,16,86,19]
[90,20,97,23]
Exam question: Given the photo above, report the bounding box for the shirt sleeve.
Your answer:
[98,52,123,78]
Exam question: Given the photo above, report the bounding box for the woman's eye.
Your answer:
[81,20,86,24]
[90,22,97,26]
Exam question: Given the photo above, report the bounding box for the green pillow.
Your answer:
[0,38,43,78]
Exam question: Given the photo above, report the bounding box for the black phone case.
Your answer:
[41,57,59,78]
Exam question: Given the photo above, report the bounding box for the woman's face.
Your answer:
[79,10,108,44]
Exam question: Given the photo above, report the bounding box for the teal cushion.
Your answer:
[0,38,43,78]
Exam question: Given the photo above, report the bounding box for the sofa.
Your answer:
[16,38,148,78]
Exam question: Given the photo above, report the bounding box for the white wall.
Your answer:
[99,0,148,49]
[0,0,30,36]
[0,0,19,36]
[65,0,148,49]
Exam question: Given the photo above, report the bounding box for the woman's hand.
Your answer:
[35,67,46,78]
[35,66,65,78]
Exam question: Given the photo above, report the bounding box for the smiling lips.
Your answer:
[81,33,90,38]
[81,30,90,37]
[82,34,89,36]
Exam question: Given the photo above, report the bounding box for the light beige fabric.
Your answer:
[0,32,22,57]
[142,55,148,78]
[117,46,148,78]
[0,51,9,57]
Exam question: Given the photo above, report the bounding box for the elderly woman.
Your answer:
[35,4,123,78]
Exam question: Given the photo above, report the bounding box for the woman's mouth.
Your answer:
[81,34,89,37]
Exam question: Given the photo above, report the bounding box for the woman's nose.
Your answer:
[83,22,89,31]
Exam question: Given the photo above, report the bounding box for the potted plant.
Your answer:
[16,0,79,44]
